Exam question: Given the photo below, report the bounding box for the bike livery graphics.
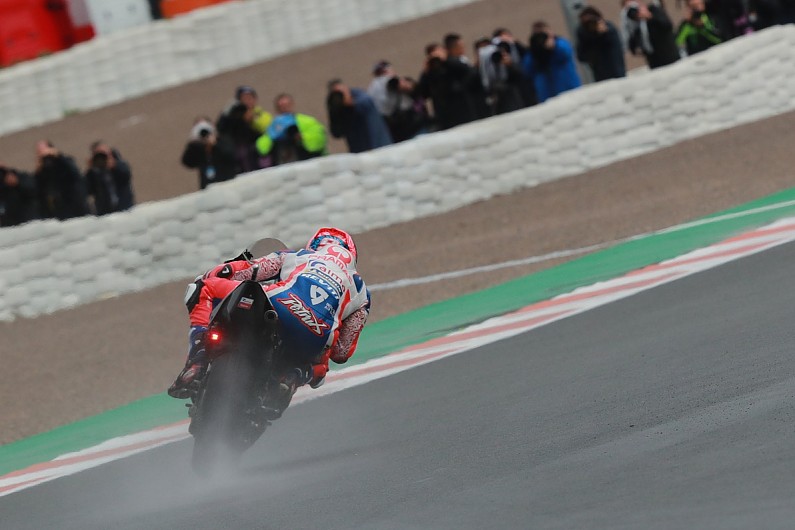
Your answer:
[276,292,330,336]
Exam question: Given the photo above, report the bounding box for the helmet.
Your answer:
[307,227,357,260]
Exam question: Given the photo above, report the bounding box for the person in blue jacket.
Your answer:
[326,79,393,154]
[522,21,582,104]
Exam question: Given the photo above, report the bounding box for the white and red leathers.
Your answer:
[188,236,370,383]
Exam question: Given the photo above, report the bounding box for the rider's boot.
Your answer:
[167,326,208,399]
[259,367,308,420]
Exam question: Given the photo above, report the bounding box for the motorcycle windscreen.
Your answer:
[248,237,288,258]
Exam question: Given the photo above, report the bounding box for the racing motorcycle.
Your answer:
[184,239,295,474]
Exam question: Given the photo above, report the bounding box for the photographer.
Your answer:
[622,0,680,69]
[675,0,724,56]
[216,86,271,174]
[476,29,527,115]
[417,35,480,131]
[327,80,392,154]
[181,118,237,190]
[367,61,429,143]
[0,163,38,227]
[522,21,581,104]
[255,93,327,166]
[84,141,135,216]
[576,6,626,82]
[33,141,90,221]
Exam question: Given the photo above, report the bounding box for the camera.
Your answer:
[326,90,346,114]
[91,151,109,169]
[229,101,248,117]
[427,56,444,70]
[490,40,512,64]
[581,14,601,32]
[386,76,400,92]
[530,31,549,51]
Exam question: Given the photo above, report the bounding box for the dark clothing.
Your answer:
[35,154,90,220]
[384,95,430,143]
[84,154,135,215]
[779,0,795,23]
[706,0,752,38]
[627,6,681,69]
[328,88,393,154]
[418,57,480,130]
[576,21,627,81]
[181,136,238,190]
[0,168,38,227]
[216,103,261,174]
[749,0,784,28]
[476,45,528,116]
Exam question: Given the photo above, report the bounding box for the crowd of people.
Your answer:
[0,140,135,227]
[2,0,792,226]
[180,0,793,189]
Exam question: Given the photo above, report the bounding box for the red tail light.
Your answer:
[209,331,221,342]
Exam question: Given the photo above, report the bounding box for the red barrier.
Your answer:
[0,0,72,66]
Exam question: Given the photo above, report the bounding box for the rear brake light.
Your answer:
[209,331,221,342]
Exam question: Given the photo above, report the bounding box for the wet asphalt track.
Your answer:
[4,241,795,530]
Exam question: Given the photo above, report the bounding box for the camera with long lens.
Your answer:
[529,31,549,51]
[490,40,512,64]
[91,151,109,169]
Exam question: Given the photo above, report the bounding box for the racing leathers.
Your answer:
[170,241,370,400]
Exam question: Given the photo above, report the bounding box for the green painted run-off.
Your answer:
[3,187,795,477]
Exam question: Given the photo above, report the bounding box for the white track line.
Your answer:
[3,216,795,497]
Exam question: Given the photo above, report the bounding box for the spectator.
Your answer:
[256,93,327,166]
[368,60,397,117]
[472,37,499,118]
[327,79,393,153]
[522,21,582,104]
[0,163,38,227]
[621,0,681,69]
[676,0,724,56]
[778,0,795,23]
[418,36,480,131]
[705,0,753,39]
[33,141,90,221]
[84,141,135,215]
[216,85,271,174]
[181,117,237,190]
[476,28,529,115]
[748,0,784,29]
[367,60,430,142]
[576,6,627,82]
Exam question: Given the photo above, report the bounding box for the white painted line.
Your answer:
[3,215,795,497]
[370,202,795,292]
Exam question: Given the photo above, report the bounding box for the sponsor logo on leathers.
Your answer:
[276,293,330,336]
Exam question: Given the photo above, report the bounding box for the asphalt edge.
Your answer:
[3,186,795,475]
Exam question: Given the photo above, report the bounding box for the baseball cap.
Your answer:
[235,85,257,100]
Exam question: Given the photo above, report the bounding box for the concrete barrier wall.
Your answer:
[1,25,794,321]
[0,0,480,138]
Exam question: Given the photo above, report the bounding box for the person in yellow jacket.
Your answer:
[255,93,327,167]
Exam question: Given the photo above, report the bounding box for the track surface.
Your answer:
[3,240,794,529]
[2,0,795,444]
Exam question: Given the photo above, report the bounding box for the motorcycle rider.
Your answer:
[168,227,371,418]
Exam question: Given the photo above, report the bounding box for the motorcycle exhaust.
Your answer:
[264,310,278,321]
